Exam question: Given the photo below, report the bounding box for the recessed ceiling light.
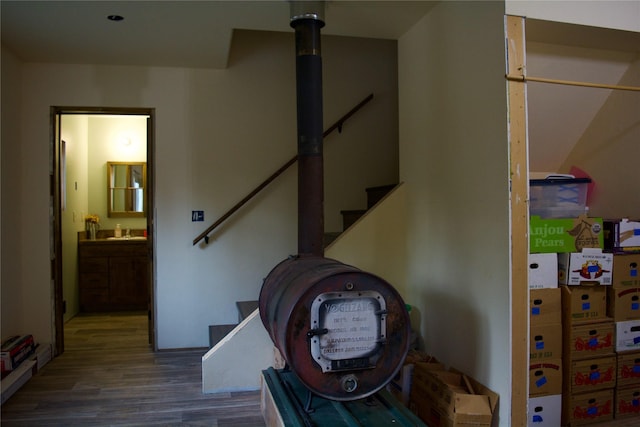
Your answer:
[107,15,124,22]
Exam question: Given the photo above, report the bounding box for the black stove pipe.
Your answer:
[290,2,325,257]
[259,4,412,401]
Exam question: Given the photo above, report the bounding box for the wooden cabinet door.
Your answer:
[109,256,148,309]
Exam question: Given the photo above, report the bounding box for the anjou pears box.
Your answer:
[530,215,603,254]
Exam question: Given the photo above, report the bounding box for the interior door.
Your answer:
[52,109,65,356]
[146,115,156,349]
[51,107,156,354]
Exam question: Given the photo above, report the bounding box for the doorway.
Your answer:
[51,107,156,356]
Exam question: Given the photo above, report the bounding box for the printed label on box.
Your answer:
[607,287,640,321]
[528,394,561,427]
[530,323,562,360]
[529,360,562,396]
[616,319,640,352]
[562,286,607,323]
[558,249,613,285]
[613,253,640,287]
[617,352,640,387]
[530,216,603,254]
[530,288,561,325]
[569,355,616,393]
[567,322,614,358]
[567,389,613,424]
[619,219,640,247]
[529,253,558,289]
[616,386,640,418]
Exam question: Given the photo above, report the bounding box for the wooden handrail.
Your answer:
[193,93,374,245]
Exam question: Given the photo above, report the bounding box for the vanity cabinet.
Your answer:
[78,240,149,312]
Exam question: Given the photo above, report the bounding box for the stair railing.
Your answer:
[193,93,374,246]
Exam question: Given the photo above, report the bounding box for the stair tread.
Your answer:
[340,209,367,214]
[236,300,258,322]
[365,183,397,192]
[208,324,237,348]
[324,232,342,247]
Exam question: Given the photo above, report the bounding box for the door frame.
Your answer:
[50,106,156,355]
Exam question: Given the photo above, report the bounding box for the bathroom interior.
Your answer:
[60,113,150,343]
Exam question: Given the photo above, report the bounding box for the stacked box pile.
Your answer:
[528,252,563,426]
[561,282,615,426]
[530,212,611,425]
[529,177,640,424]
[556,235,615,427]
[608,252,640,419]
[527,179,597,427]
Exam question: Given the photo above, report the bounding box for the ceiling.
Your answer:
[2,1,638,173]
[0,1,435,69]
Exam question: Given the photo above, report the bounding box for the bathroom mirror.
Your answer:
[107,161,146,218]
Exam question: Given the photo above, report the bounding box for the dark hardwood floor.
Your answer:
[1,312,266,426]
[3,312,640,426]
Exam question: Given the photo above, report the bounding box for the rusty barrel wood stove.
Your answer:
[258,1,411,405]
[259,256,411,401]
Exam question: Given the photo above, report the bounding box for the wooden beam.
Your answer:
[506,74,640,92]
[505,14,529,427]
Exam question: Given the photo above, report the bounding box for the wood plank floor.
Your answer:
[1,312,266,426]
[3,312,640,426]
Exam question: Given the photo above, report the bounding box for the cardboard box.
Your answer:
[619,219,640,248]
[1,335,35,375]
[530,216,603,254]
[612,253,640,288]
[562,285,608,324]
[565,354,616,394]
[410,367,498,427]
[530,323,562,360]
[411,362,446,392]
[616,351,640,388]
[530,288,561,325]
[408,391,445,427]
[616,319,640,353]
[563,388,614,426]
[529,253,559,289]
[564,320,615,360]
[530,359,563,397]
[558,249,613,286]
[528,394,562,427]
[607,287,640,322]
[615,384,640,419]
[604,219,640,252]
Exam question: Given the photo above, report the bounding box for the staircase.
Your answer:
[208,183,397,348]
[208,301,258,348]
[325,183,398,247]
[203,182,402,393]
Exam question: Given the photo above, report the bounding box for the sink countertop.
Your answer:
[78,229,147,243]
[79,236,147,244]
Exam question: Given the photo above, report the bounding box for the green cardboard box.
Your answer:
[530,215,604,254]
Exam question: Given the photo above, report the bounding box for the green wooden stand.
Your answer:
[261,367,427,426]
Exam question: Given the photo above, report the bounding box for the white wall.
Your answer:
[526,41,637,174]
[1,46,24,339]
[86,115,148,231]
[0,30,399,349]
[506,0,640,33]
[60,115,89,321]
[326,184,408,298]
[559,57,640,219]
[398,2,511,425]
